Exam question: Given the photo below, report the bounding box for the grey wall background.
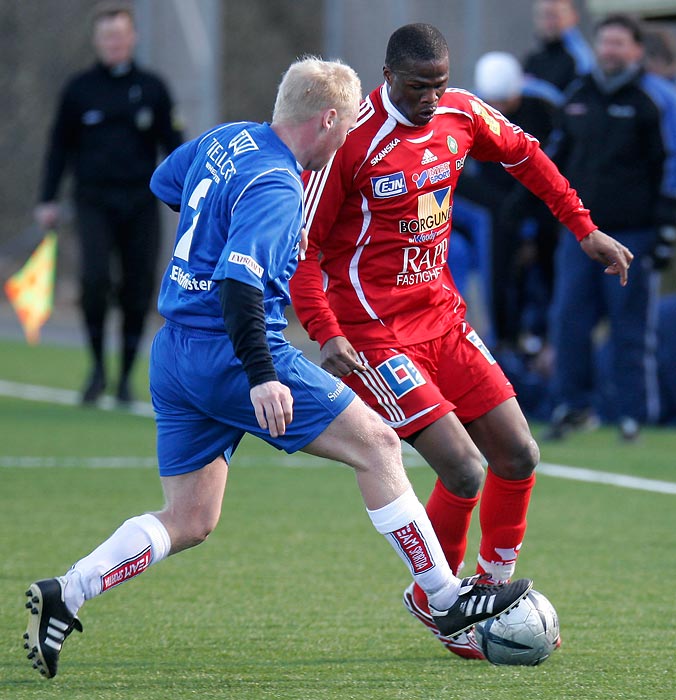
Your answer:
[2,0,675,298]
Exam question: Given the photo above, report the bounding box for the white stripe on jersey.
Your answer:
[356,116,398,176]
[354,96,375,129]
[304,157,335,230]
[434,106,473,120]
[348,227,380,320]
[230,167,301,216]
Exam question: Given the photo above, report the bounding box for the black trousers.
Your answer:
[75,187,160,375]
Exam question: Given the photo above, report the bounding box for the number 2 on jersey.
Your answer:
[173,178,213,261]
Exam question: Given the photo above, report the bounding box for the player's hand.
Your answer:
[298,226,308,261]
[320,336,366,378]
[250,381,293,438]
[580,229,633,286]
[34,202,60,230]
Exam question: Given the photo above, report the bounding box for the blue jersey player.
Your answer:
[23,57,533,679]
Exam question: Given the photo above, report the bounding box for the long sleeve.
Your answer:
[290,226,345,347]
[39,84,78,202]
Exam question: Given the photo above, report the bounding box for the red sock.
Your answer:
[477,468,535,582]
[413,478,479,610]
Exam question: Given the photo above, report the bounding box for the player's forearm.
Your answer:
[219,278,278,388]
[507,148,597,241]
[290,259,344,346]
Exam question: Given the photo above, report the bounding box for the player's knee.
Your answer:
[354,414,401,471]
[494,437,539,480]
[439,457,484,498]
[164,508,221,551]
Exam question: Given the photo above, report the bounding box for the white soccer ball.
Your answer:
[475,589,560,666]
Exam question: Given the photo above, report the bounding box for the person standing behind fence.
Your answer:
[453,51,561,353]
[34,0,183,404]
[545,14,676,441]
[523,0,595,96]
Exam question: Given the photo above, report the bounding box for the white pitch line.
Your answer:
[0,380,675,494]
[535,462,676,495]
[0,379,154,417]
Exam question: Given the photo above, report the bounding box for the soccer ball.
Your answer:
[475,589,560,666]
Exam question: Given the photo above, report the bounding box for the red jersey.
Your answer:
[291,84,596,350]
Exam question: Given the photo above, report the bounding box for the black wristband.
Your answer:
[219,279,278,387]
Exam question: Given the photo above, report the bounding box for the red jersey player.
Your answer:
[291,24,632,659]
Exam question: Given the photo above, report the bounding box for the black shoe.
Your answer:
[81,368,106,404]
[23,578,83,679]
[430,575,533,639]
[541,405,599,441]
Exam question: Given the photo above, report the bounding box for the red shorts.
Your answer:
[343,322,515,438]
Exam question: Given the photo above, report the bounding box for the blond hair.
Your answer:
[272,56,362,124]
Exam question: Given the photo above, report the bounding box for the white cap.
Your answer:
[474,51,524,101]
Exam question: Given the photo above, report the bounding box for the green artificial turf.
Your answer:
[0,339,674,699]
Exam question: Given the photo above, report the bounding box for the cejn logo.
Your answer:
[371,171,407,199]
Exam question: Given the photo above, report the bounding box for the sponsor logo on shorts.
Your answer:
[376,354,426,397]
[101,546,152,592]
[371,171,407,199]
[327,381,346,401]
[391,522,434,574]
[465,329,496,365]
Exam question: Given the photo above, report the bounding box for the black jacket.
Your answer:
[550,69,676,231]
[39,61,183,201]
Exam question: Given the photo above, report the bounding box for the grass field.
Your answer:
[1,339,675,700]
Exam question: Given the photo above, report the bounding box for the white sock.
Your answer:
[367,488,460,611]
[63,513,171,616]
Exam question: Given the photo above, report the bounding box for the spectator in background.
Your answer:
[34,0,183,404]
[454,51,561,354]
[643,26,676,85]
[545,14,676,442]
[523,0,595,95]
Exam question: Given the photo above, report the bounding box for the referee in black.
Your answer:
[34,0,183,404]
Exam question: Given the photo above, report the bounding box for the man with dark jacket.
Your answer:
[545,14,676,440]
[523,0,595,95]
[34,1,183,404]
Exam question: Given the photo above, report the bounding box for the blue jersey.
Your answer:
[150,121,304,332]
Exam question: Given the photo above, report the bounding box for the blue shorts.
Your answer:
[150,322,356,476]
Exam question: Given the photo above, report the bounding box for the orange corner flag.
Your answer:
[3,231,58,344]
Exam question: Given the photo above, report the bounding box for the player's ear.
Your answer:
[322,108,338,131]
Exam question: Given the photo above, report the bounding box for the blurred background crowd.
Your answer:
[1,0,676,434]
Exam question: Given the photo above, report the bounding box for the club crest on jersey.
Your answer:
[420,148,438,165]
[371,171,407,199]
[376,354,426,397]
[447,135,458,154]
[412,161,451,189]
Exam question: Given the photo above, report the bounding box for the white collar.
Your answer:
[380,83,417,127]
